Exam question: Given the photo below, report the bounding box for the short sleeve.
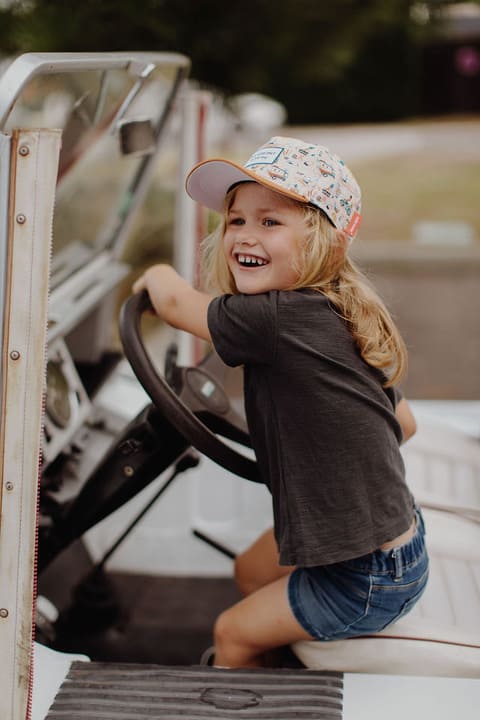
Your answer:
[384,384,404,410]
[207,292,277,367]
[392,386,404,407]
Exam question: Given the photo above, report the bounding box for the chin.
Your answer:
[234,279,269,294]
[231,275,259,294]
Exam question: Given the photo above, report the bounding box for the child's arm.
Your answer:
[396,397,417,444]
[132,264,213,341]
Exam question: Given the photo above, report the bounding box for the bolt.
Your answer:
[0,608,8,619]
[5,482,13,491]
[123,465,134,477]
[16,214,26,225]
[18,145,30,157]
[9,350,20,360]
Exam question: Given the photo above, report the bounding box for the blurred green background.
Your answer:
[1,0,480,123]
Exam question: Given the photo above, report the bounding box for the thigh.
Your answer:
[218,573,314,656]
[235,527,294,596]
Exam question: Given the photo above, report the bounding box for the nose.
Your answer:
[233,225,256,246]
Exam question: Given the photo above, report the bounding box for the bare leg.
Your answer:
[234,527,294,596]
[214,573,313,668]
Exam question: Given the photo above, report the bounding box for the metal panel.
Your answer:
[45,663,344,719]
[0,129,61,720]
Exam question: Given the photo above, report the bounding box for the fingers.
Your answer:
[132,264,169,295]
[132,275,146,294]
[131,274,156,316]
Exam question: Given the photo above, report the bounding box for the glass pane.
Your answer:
[3,65,179,289]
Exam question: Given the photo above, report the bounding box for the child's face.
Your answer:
[223,183,307,294]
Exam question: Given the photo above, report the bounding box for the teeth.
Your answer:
[237,254,267,267]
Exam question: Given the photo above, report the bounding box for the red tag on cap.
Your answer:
[345,211,362,237]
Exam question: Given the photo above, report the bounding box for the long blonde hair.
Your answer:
[202,188,407,386]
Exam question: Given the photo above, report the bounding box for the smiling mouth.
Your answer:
[235,253,268,267]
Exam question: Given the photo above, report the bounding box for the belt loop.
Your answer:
[391,548,403,581]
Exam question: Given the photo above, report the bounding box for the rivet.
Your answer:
[16,214,26,225]
[5,482,14,491]
[19,145,30,157]
[0,608,8,619]
[123,465,134,477]
[9,350,20,360]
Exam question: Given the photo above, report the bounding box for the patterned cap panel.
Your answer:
[244,137,361,236]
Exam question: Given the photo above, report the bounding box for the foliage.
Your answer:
[0,0,478,122]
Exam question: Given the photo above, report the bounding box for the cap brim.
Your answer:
[185,159,259,212]
[185,158,306,213]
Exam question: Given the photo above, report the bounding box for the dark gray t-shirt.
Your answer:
[208,289,414,567]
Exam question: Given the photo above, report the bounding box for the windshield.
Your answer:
[2,62,183,289]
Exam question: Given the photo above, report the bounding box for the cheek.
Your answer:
[286,247,304,283]
[222,238,236,276]
[223,232,233,255]
[222,237,231,263]
[286,240,303,267]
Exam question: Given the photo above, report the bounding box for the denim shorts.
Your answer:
[288,507,429,641]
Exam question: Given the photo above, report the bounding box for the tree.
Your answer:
[1,0,475,122]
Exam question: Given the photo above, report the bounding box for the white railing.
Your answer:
[402,418,480,522]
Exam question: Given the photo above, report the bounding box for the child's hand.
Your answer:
[132,264,182,317]
[132,264,213,341]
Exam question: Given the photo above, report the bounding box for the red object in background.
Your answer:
[455,45,480,76]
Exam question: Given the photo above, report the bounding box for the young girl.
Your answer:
[133,136,429,669]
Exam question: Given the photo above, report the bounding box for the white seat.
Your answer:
[292,419,480,678]
[293,509,480,677]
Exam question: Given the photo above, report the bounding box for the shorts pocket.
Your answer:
[366,564,430,632]
[391,565,430,621]
[289,564,372,641]
[318,565,373,638]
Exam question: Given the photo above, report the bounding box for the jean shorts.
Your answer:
[288,507,429,641]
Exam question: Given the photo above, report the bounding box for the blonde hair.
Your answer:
[202,187,407,386]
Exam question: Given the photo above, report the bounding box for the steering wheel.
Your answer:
[119,290,260,482]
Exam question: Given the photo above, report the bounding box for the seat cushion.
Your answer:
[292,616,480,678]
[292,509,480,678]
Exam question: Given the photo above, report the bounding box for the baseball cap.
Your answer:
[186,136,362,238]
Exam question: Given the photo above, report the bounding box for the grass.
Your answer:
[352,152,480,243]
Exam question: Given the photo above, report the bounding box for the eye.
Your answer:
[228,216,244,226]
[263,218,279,227]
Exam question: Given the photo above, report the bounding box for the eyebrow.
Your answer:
[228,206,285,215]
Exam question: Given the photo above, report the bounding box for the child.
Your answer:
[133,136,429,668]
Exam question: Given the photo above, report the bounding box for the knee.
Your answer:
[213,610,228,644]
[213,604,265,668]
[213,608,237,651]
